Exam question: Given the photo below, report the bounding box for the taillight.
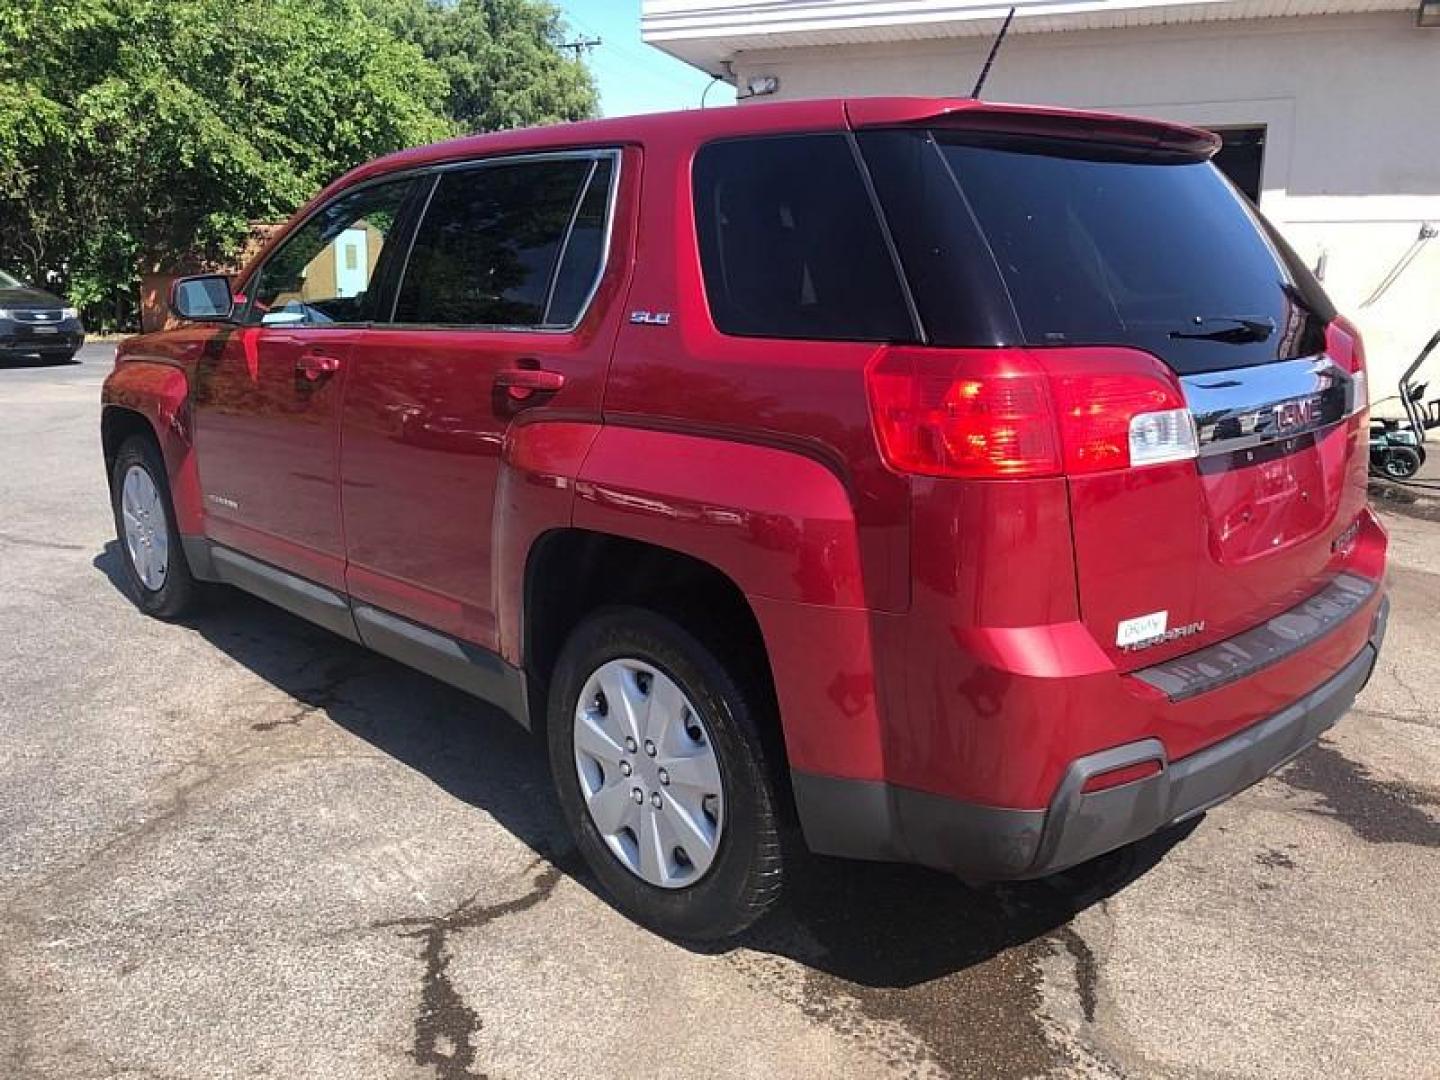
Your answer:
[1326,316,1369,417]
[866,346,1197,479]
[866,348,1059,478]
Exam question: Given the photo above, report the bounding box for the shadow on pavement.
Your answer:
[94,540,1192,999]
[0,352,81,368]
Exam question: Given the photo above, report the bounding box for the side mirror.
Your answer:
[170,274,235,322]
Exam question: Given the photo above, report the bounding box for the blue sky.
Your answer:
[558,1,735,116]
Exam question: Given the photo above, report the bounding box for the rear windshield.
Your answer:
[860,130,1333,374]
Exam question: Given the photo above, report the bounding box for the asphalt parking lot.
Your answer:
[2,342,1438,1080]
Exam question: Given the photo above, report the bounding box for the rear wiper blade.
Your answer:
[1169,315,1275,344]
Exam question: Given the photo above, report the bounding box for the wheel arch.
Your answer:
[502,421,890,798]
[522,528,790,792]
[100,360,204,534]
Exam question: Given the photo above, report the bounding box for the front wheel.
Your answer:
[110,435,200,618]
[547,607,783,940]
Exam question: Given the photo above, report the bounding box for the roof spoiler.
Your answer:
[844,98,1221,160]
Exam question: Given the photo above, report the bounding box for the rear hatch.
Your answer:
[856,112,1369,671]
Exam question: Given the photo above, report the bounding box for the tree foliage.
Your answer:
[0,0,596,329]
[367,0,597,134]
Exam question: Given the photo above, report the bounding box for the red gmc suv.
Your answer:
[101,98,1389,939]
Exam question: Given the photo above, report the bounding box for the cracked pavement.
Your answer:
[2,345,1438,1079]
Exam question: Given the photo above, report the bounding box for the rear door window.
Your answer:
[692,134,916,342]
[393,155,609,328]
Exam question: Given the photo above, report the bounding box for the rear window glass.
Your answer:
[934,135,1328,373]
[693,134,916,342]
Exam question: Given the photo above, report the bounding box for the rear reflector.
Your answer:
[867,346,1197,479]
[1080,759,1163,794]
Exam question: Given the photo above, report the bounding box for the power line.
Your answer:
[561,10,703,91]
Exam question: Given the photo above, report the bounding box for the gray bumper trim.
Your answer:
[1133,573,1376,701]
[1030,637,1377,876]
[792,598,1385,881]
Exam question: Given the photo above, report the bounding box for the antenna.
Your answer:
[970,7,1017,99]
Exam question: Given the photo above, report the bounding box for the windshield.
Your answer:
[0,269,23,288]
[936,135,1330,373]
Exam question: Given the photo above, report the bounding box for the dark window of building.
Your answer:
[1211,126,1266,203]
[692,134,916,342]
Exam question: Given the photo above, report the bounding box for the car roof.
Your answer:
[241,96,1217,285]
[331,95,1218,193]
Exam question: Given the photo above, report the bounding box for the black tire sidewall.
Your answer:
[546,606,780,941]
[1385,446,1422,479]
[110,436,195,618]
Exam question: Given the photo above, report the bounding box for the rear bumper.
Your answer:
[793,596,1387,880]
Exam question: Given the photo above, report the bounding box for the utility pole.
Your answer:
[560,37,601,59]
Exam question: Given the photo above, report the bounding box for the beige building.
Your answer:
[643,0,1440,405]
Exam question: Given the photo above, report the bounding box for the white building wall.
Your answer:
[732,12,1440,401]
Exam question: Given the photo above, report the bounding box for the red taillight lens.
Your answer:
[867,346,1195,479]
[866,348,1060,478]
[1326,316,1369,417]
[1326,315,1366,374]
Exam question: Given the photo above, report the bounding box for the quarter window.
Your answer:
[692,134,915,342]
[245,179,413,327]
[545,157,614,327]
[393,156,610,328]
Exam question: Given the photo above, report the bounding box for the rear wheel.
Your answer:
[1383,445,1422,480]
[547,607,783,940]
[110,435,199,618]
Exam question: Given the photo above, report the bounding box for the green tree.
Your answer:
[366,0,597,134]
[0,0,596,330]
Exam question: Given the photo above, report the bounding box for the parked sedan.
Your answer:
[0,269,85,362]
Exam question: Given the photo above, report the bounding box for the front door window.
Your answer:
[244,180,412,326]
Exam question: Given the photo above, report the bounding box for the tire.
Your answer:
[110,434,200,618]
[1383,445,1422,480]
[546,606,783,940]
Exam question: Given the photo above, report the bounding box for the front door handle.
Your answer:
[495,367,565,403]
[296,351,341,384]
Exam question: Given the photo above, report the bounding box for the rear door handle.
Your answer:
[296,352,341,383]
[495,367,565,402]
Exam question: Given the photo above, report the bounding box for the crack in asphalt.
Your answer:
[1280,741,1440,847]
[1349,705,1436,731]
[246,654,376,732]
[375,860,562,1080]
[1054,926,1099,1024]
[1255,845,1299,871]
[0,530,88,552]
[9,741,386,903]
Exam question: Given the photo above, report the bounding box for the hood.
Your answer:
[0,285,65,310]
